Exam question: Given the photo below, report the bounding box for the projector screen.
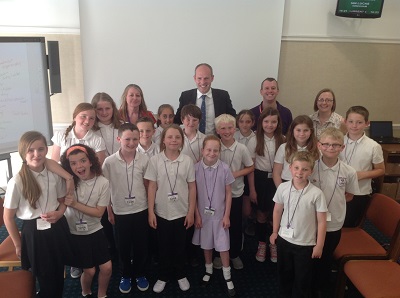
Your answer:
[79,0,285,114]
[0,37,53,155]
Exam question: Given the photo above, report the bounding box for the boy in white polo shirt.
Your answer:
[339,106,385,227]
[214,114,254,270]
[181,104,206,164]
[136,116,160,158]
[310,127,359,295]
[270,151,327,298]
[102,123,150,294]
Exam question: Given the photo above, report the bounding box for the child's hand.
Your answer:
[41,210,63,224]
[194,215,202,229]
[64,193,76,207]
[15,246,21,259]
[269,232,278,245]
[312,245,323,259]
[249,190,257,204]
[184,213,194,229]
[108,212,115,225]
[148,212,157,229]
[222,216,230,229]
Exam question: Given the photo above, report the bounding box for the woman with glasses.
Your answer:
[310,88,346,139]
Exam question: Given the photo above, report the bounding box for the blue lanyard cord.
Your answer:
[222,144,237,170]
[345,138,358,165]
[187,135,201,163]
[37,169,49,214]
[286,183,305,229]
[164,160,180,194]
[202,162,220,208]
[318,160,340,208]
[265,138,274,172]
[74,176,98,222]
[120,151,135,198]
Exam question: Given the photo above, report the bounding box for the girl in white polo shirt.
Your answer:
[145,124,196,294]
[51,102,106,164]
[91,92,122,157]
[4,131,73,298]
[60,144,111,298]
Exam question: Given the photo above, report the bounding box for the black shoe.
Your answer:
[200,272,212,287]
[225,279,236,297]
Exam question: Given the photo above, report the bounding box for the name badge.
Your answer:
[267,172,273,179]
[326,212,332,222]
[125,196,135,206]
[168,192,178,201]
[281,226,294,238]
[37,218,51,230]
[75,221,88,232]
[204,207,215,216]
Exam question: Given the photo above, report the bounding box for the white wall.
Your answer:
[0,0,79,33]
[282,0,400,42]
[79,0,286,113]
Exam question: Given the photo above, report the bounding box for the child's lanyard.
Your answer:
[188,135,201,163]
[222,144,237,170]
[100,126,115,156]
[202,162,220,209]
[345,138,358,165]
[124,157,135,199]
[240,133,252,146]
[286,183,304,229]
[164,160,180,195]
[37,169,50,214]
[318,160,340,208]
[74,176,98,223]
[265,137,274,172]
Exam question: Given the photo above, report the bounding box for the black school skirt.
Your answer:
[21,216,76,276]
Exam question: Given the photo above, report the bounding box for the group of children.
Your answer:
[3,84,384,297]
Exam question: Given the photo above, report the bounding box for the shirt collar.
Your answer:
[31,167,48,178]
[161,151,184,163]
[197,88,213,99]
[264,135,275,142]
[221,140,238,151]
[69,129,92,140]
[201,159,220,169]
[290,180,311,193]
[137,142,156,153]
[318,158,340,171]
[346,132,366,144]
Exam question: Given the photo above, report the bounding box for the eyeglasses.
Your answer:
[317,98,334,103]
[319,142,342,149]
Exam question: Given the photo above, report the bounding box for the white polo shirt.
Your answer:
[273,181,327,246]
[5,168,65,220]
[310,159,359,231]
[339,133,384,195]
[144,151,195,221]
[102,151,149,215]
[137,142,160,158]
[52,129,106,157]
[153,126,164,145]
[274,143,309,181]
[64,175,110,235]
[181,130,206,164]
[255,135,276,172]
[94,122,120,156]
[234,130,256,159]
[220,140,254,198]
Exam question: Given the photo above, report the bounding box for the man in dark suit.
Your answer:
[174,63,236,134]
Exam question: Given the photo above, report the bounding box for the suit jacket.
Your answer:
[174,88,236,124]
